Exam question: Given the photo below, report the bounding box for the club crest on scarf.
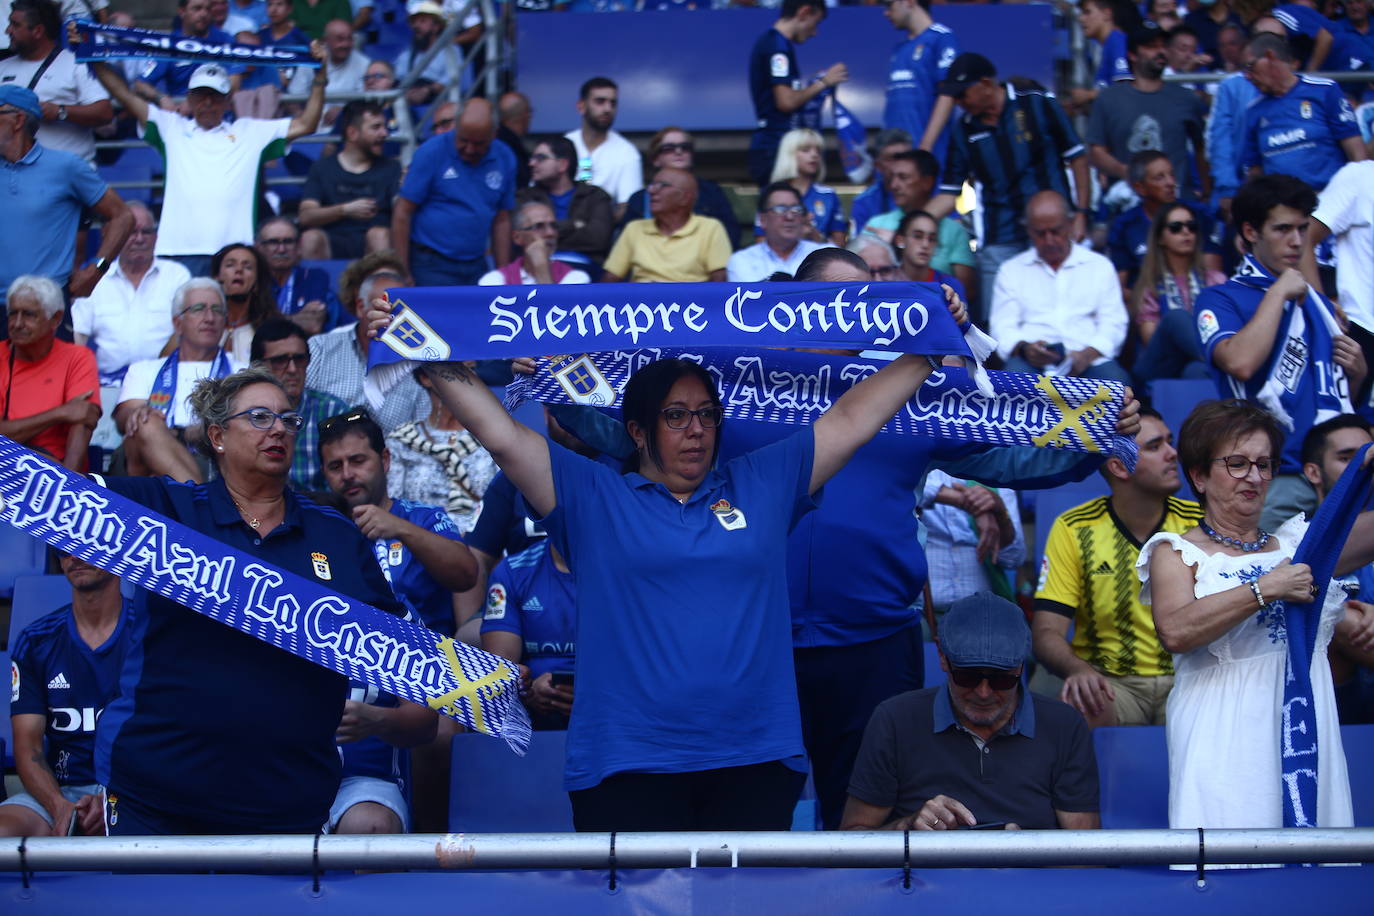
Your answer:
[550,354,616,406]
[378,300,452,361]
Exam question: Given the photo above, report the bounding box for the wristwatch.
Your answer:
[57,105,67,121]
[94,256,113,274]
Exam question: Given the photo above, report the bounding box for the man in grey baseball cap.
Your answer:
[841,592,1100,832]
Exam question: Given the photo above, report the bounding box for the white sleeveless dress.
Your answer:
[1136,515,1353,837]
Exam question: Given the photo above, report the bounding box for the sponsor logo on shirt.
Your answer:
[311,551,332,580]
[47,672,71,690]
[1267,127,1307,147]
[50,707,99,733]
[711,498,748,531]
[442,166,460,180]
[486,583,507,620]
[890,68,915,82]
[523,596,545,614]
[770,52,789,79]
[938,47,956,70]
[1197,308,1220,343]
[1092,561,1112,576]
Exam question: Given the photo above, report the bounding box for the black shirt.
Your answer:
[301,153,402,259]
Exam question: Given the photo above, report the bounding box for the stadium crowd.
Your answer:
[1,0,1374,843]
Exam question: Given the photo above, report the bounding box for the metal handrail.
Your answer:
[2,829,1373,871]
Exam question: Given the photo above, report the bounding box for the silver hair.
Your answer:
[513,199,554,231]
[6,274,64,317]
[358,269,404,307]
[846,234,897,264]
[173,277,227,316]
[187,367,286,460]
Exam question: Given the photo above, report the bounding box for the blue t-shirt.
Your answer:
[1107,201,1224,284]
[1241,76,1360,191]
[803,183,845,238]
[10,601,133,787]
[138,27,242,95]
[0,144,106,303]
[465,471,546,560]
[374,498,466,635]
[400,134,517,260]
[240,25,312,90]
[548,187,574,221]
[481,539,576,680]
[884,23,959,162]
[749,27,799,135]
[1273,3,1334,67]
[1196,278,1345,473]
[271,265,344,332]
[92,475,402,831]
[543,430,818,790]
[1330,21,1374,81]
[338,683,407,785]
[849,181,895,237]
[1094,29,1131,89]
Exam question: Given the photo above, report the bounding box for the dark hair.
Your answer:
[1231,174,1316,250]
[250,318,308,363]
[319,408,386,457]
[794,247,868,281]
[1247,31,1295,63]
[1127,149,1169,186]
[339,250,408,311]
[1131,201,1203,317]
[780,0,826,18]
[1166,23,1198,43]
[211,243,281,330]
[896,208,939,239]
[1177,400,1285,504]
[537,135,578,183]
[759,180,803,213]
[889,148,940,182]
[579,76,617,100]
[338,99,385,140]
[1301,414,1372,468]
[12,0,60,41]
[620,359,722,474]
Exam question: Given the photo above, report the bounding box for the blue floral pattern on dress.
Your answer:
[1219,562,1288,644]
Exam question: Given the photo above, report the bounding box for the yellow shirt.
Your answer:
[1035,495,1203,678]
[602,213,732,283]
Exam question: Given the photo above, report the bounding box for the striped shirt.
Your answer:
[939,83,1084,247]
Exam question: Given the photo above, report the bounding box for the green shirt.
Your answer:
[290,0,353,39]
[863,209,975,275]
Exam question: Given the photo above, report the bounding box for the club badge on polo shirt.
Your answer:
[388,541,404,567]
[485,170,503,190]
[710,498,747,531]
[311,551,333,580]
[1300,100,1312,119]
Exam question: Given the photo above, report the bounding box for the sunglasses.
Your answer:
[1165,220,1198,234]
[948,666,1020,690]
[660,406,724,429]
[657,142,693,155]
[262,352,309,369]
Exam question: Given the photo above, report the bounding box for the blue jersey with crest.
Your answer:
[10,601,133,787]
[750,27,800,134]
[481,539,577,680]
[375,498,466,634]
[884,24,960,161]
[1241,76,1360,190]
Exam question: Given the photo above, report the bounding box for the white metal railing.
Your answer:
[2,829,1373,872]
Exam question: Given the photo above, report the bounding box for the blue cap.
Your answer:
[0,85,41,119]
[940,592,1030,670]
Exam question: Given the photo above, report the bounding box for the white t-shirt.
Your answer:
[143,107,292,257]
[118,352,242,428]
[564,128,642,205]
[1313,160,1374,332]
[288,49,371,97]
[0,49,108,162]
[71,258,192,381]
[477,265,590,285]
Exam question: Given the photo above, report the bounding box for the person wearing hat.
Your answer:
[0,84,132,307]
[840,592,1100,831]
[923,52,1091,328]
[83,30,329,278]
[395,0,462,107]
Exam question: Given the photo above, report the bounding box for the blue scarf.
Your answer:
[0,437,531,754]
[505,347,1138,466]
[71,19,320,67]
[1279,442,1374,829]
[148,347,233,421]
[1229,253,1352,431]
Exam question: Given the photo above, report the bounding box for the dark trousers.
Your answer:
[411,245,488,287]
[794,624,924,830]
[569,761,806,832]
[105,789,325,836]
[748,130,783,188]
[1132,307,1210,394]
[163,254,214,278]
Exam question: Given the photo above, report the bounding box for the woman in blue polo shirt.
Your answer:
[367,292,967,831]
[92,367,404,835]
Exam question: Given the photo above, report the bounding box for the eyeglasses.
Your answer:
[871,265,902,280]
[948,666,1020,691]
[519,220,558,233]
[1213,455,1276,479]
[363,71,391,81]
[657,142,693,155]
[262,352,310,369]
[1165,219,1198,234]
[321,409,369,432]
[763,204,805,216]
[259,236,297,248]
[660,406,724,429]
[226,407,305,432]
[179,302,228,317]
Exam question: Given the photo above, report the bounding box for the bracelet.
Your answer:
[1248,578,1267,610]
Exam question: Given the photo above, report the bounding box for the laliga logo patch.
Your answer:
[1197,309,1220,343]
[311,551,332,581]
[770,52,788,78]
[710,498,748,531]
[1037,555,1050,593]
[10,660,18,704]
[550,354,616,406]
[486,583,507,620]
[380,300,452,360]
[388,540,404,567]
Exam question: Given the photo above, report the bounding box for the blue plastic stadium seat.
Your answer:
[9,574,73,648]
[1094,725,1168,828]
[301,259,351,298]
[923,640,943,688]
[1151,379,1216,441]
[0,526,48,600]
[97,162,153,205]
[1032,479,1110,564]
[450,730,573,832]
[1343,724,1374,826]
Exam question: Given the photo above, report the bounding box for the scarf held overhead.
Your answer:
[0,437,530,754]
[70,19,320,67]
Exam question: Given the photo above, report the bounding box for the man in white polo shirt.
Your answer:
[727,182,823,282]
[565,76,641,219]
[82,40,328,277]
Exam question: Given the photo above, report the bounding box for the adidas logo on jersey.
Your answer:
[442,166,460,179]
[523,596,545,613]
[48,673,71,690]
[1091,561,1112,576]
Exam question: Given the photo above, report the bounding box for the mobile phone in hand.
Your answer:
[551,670,575,689]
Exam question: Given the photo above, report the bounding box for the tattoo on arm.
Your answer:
[425,362,475,386]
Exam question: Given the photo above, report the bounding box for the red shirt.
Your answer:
[0,338,99,464]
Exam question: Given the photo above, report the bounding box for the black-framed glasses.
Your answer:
[321,409,369,432]
[226,408,305,432]
[1213,455,1275,480]
[657,141,693,155]
[519,220,558,233]
[871,265,902,280]
[263,352,310,369]
[1165,220,1198,234]
[660,406,724,429]
[179,302,228,316]
[763,204,805,216]
[259,236,296,248]
[948,667,1020,691]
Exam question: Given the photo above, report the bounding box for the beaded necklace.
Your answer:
[1200,518,1270,552]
